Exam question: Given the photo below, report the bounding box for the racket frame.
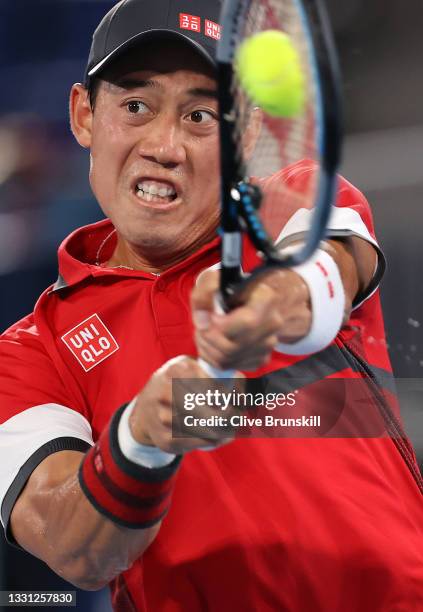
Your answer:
[216,0,343,309]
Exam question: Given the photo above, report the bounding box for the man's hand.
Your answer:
[129,356,241,454]
[191,268,311,371]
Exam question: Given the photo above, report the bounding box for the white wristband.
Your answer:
[275,247,345,356]
[117,399,176,468]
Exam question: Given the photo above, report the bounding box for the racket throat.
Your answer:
[236,182,280,260]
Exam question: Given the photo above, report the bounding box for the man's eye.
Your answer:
[189,110,216,124]
[126,101,148,114]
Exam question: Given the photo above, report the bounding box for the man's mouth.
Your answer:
[135,180,177,204]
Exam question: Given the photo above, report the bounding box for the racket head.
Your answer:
[216,0,343,305]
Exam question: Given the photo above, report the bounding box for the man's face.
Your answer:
[87,40,220,261]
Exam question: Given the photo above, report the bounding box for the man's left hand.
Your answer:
[191,268,311,371]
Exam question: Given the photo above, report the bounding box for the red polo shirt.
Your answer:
[0,161,421,611]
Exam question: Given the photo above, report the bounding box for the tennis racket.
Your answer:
[198,0,343,378]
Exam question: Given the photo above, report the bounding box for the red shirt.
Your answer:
[0,162,421,611]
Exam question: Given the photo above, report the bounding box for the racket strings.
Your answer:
[232,0,320,241]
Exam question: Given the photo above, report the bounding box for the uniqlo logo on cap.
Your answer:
[180,13,201,33]
[61,314,119,372]
[205,19,221,40]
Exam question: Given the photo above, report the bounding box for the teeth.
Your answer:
[136,181,176,197]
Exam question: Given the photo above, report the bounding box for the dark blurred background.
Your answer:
[0,1,421,610]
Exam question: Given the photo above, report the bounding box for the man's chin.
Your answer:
[124,230,216,271]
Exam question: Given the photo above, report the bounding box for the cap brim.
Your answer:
[87,29,216,79]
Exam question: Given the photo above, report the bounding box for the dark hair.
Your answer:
[86,77,101,110]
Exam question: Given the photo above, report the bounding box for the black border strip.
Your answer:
[2,437,91,547]
[261,343,395,393]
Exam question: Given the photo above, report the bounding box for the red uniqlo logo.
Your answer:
[205,19,221,40]
[61,314,119,372]
[180,13,201,32]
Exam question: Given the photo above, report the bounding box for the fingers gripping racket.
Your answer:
[198,0,343,378]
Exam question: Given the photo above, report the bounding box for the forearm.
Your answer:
[265,235,377,354]
[11,451,160,590]
[286,235,376,312]
[322,236,377,319]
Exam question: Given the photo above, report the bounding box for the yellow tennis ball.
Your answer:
[235,30,305,117]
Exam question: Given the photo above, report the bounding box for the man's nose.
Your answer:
[136,112,187,167]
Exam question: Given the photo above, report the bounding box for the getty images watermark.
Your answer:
[172,376,404,439]
[182,388,321,429]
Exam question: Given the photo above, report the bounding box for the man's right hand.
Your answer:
[129,356,241,455]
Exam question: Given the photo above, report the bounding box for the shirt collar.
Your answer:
[52,219,220,292]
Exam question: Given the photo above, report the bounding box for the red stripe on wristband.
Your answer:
[79,405,182,528]
[81,447,172,524]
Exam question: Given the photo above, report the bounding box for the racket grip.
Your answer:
[197,358,236,379]
[195,291,236,379]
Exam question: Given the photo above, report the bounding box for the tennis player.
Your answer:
[0,1,421,610]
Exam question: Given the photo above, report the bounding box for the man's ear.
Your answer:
[243,107,263,160]
[69,83,93,149]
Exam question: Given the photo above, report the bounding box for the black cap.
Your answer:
[85,0,222,83]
